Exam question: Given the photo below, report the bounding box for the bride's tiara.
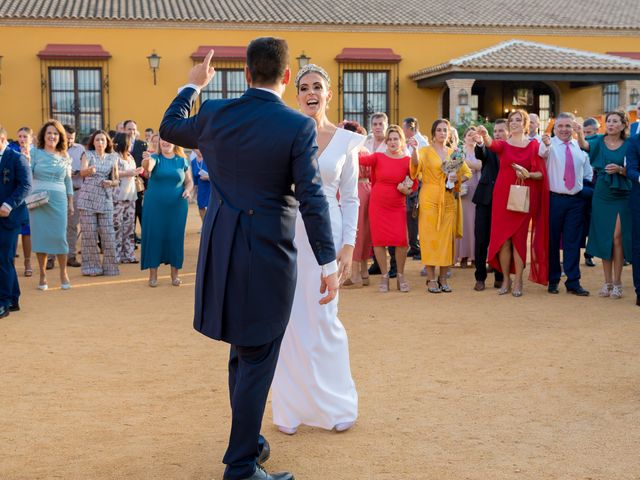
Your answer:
[294,64,331,89]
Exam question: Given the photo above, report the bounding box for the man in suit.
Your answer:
[625,132,640,306]
[540,113,593,296]
[160,38,340,480]
[402,117,429,260]
[472,119,507,291]
[630,101,640,137]
[0,125,32,318]
[124,120,147,244]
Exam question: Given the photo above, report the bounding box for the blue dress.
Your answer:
[586,135,632,261]
[191,155,211,209]
[29,149,73,254]
[141,154,189,269]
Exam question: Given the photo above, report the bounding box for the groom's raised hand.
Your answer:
[188,49,216,89]
[319,272,339,305]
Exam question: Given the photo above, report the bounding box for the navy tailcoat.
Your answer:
[160,87,336,346]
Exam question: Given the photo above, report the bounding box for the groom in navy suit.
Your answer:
[160,38,340,480]
[0,125,32,318]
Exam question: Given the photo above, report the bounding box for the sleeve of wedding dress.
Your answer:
[339,134,364,247]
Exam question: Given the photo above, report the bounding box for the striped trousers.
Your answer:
[79,210,119,276]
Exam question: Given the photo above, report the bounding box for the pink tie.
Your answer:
[563,141,576,190]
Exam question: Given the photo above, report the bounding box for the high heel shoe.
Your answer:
[426,279,441,294]
[512,279,523,297]
[171,277,182,287]
[396,273,409,293]
[378,274,390,293]
[497,281,511,295]
[437,276,452,293]
[61,281,72,290]
[148,279,158,288]
[37,282,48,291]
[610,284,623,299]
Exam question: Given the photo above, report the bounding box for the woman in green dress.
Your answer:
[140,138,193,287]
[578,111,631,299]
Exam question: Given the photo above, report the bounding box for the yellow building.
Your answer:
[1,0,639,138]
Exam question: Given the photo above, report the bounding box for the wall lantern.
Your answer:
[147,51,161,85]
[458,89,469,106]
[296,52,311,69]
[630,88,640,105]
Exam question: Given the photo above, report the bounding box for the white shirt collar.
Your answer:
[254,87,282,98]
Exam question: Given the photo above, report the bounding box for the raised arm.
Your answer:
[159,50,216,149]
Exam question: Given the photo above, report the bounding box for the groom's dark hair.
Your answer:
[246,37,289,85]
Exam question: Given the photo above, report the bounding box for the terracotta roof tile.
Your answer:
[1,0,639,29]
[409,40,640,80]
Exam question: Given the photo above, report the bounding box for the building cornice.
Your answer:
[0,19,639,36]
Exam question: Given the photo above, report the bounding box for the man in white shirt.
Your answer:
[529,113,542,142]
[539,112,593,296]
[364,112,398,277]
[65,125,85,267]
[402,117,428,259]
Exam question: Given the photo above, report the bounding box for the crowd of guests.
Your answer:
[344,101,640,307]
[1,100,640,318]
[0,118,205,317]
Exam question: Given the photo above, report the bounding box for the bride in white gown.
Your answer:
[271,64,364,434]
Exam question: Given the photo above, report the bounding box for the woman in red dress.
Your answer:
[475,109,549,297]
[359,125,415,293]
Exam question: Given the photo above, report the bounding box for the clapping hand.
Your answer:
[512,163,530,180]
[571,121,584,136]
[188,49,216,89]
[541,134,551,146]
[604,163,623,175]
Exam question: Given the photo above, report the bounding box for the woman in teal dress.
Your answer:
[579,111,631,299]
[29,120,74,291]
[140,138,193,287]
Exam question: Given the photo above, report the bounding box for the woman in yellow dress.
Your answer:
[409,119,471,293]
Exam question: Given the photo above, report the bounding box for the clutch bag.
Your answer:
[25,191,50,210]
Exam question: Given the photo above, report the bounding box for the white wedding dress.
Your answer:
[272,128,365,430]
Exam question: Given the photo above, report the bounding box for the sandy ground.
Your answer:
[2,205,640,480]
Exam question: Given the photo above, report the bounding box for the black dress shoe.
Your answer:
[225,465,294,480]
[584,256,596,267]
[407,248,420,257]
[567,286,590,296]
[0,305,10,319]
[46,257,55,270]
[388,266,397,279]
[493,280,503,289]
[257,439,270,465]
[548,284,560,294]
[636,296,640,307]
[8,302,20,312]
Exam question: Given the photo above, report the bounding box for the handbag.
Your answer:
[397,175,413,194]
[506,179,530,213]
[25,191,50,210]
[134,175,145,193]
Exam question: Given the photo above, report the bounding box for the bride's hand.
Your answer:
[336,245,354,285]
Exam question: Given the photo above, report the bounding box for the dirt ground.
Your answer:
[2,205,640,480]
